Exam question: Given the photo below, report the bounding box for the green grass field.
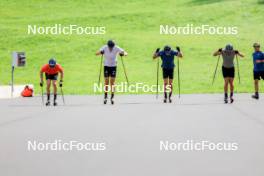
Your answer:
[0,0,264,95]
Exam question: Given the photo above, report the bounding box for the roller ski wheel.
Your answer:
[224,97,228,104]
[230,97,234,104]
[45,101,50,106]
[252,95,259,100]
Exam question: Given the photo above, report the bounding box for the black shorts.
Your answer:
[222,66,235,78]
[104,66,117,78]
[45,73,58,80]
[162,68,174,79]
[254,71,264,80]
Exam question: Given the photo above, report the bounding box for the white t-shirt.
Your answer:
[100,45,124,67]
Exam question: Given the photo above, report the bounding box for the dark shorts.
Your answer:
[162,68,174,79]
[104,66,117,78]
[222,66,235,78]
[254,71,264,80]
[45,73,58,80]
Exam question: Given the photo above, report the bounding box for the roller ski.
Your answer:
[45,101,51,106]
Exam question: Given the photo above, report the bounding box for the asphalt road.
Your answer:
[0,94,263,176]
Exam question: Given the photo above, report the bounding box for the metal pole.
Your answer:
[177,58,181,98]
[98,54,103,86]
[212,55,220,85]
[11,66,14,98]
[156,59,159,99]
[236,55,241,84]
[121,56,129,86]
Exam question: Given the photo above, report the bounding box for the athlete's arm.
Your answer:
[176,47,183,58]
[119,50,128,56]
[177,52,183,58]
[58,66,64,81]
[235,50,244,58]
[117,46,127,56]
[153,53,159,59]
[96,46,105,56]
[96,50,104,56]
[153,48,160,59]
[261,52,264,63]
[40,70,44,84]
[59,70,64,82]
[255,56,264,63]
[213,48,222,56]
[40,66,45,84]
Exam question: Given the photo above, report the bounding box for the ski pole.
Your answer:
[41,85,44,105]
[120,55,129,86]
[98,54,103,86]
[176,46,181,98]
[212,55,220,85]
[177,57,181,98]
[236,55,241,84]
[156,58,159,99]
[60,87,65,105]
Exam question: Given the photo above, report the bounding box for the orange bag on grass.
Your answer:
[21,85,33,97]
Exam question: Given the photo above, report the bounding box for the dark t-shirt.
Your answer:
[158,50,178,69]
[253,51,264,72]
